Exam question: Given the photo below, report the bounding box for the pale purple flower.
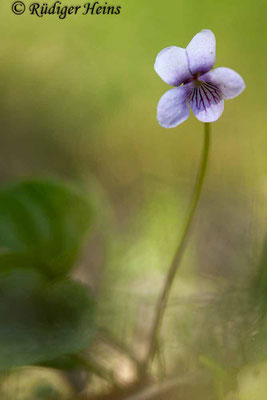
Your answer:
[155,29,245,128]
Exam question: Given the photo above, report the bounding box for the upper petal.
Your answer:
[189,81,224,122]
[186,29,216,76]
[201,67,245,99]
[154,46,192,86]
[157,84,191,128]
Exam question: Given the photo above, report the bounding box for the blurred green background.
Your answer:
[1,0,266,188]
[1,0,267,398]
[0,0,266,270]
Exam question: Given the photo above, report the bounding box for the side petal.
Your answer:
[189,82,224,122]
[154,47,192,86]
[201,67,246,99]
[186,29,216,76]
[157,85,191,128]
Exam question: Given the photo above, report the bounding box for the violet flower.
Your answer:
[155,29,245,128]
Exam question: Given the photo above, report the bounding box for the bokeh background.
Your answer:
[1,0,267,399]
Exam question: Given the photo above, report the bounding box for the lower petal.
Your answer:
[157,85,191,128]
[189,82,224,122]
[201,67,245,99]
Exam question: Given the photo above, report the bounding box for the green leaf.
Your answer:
[39,355,82,371]
[0,269,96,371]
[0,179,92,278]
[252,234,267,307]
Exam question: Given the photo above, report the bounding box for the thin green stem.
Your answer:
[145,122,211,368]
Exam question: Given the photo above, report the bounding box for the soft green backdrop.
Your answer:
[1,0,267,325]
[0,0,266,187]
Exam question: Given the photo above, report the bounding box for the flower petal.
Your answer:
[154,46,192,86]
[201,67,245,99]
[189,82,224,122]
[157,85,191,128]
[186,29,216,76]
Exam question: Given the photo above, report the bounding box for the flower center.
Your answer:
[193,73,201,81]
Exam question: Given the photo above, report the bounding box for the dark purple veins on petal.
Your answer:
[189,81,222,112]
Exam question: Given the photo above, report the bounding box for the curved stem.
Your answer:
[145,122,211,368]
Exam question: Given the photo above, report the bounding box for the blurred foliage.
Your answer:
[169,233,267,399]
[0,180,92,278]
[0,179,96,373]
[0,367,73,400]
[0,268,95,370]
